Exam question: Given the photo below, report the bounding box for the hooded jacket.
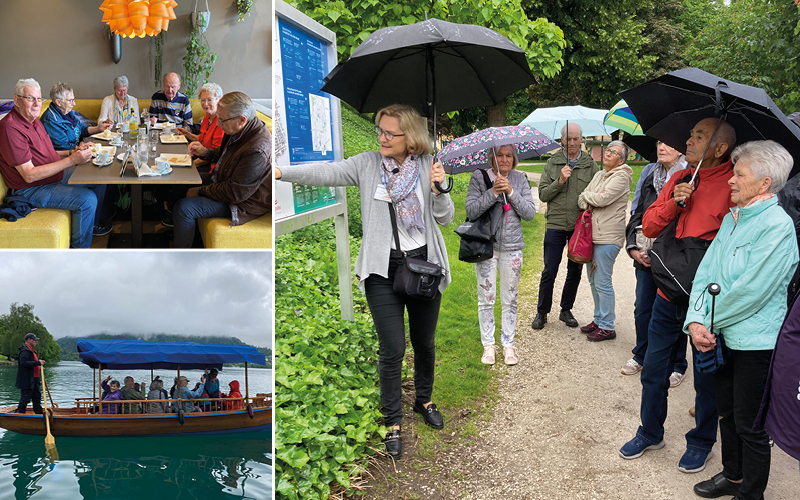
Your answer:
[538,149,599,231]
[224,380,242,410]
[465,168,536,251]
[15,342,42,390]
[578,163,633,246]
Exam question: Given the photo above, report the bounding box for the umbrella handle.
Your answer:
[435,177,453,194]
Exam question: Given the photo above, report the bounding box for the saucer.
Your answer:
[93,157,113,167]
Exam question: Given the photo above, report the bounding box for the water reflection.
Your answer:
[0,428,272,500]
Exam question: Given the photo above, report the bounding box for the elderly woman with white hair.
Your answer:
[577,140,633,341]
[685,140,798,500]
[98,75,139,123]
[40,82,113,151]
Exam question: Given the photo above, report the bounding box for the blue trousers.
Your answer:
[586,243,620,330]
[173,196,230,248]
[17,180,97,249]
[637,295,718,452]
[537,228,582,314]
[632,268,688,373]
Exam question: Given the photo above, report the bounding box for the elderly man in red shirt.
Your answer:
[0,78,101,248]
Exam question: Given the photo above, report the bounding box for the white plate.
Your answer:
[91,131,122,141]
[160,153,192,166]
[93,157,114,167]
[160,134,188,144]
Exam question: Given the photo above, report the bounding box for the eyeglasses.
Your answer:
[605,149,622,158]
[374,126,404,141]
[61,98,76,104]
[16,95,44,103]
[200,98,218,104]
[220,115,242,123]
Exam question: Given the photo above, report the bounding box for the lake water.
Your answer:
[0,362,273,500]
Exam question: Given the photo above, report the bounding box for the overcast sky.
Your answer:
[0,251,272,348]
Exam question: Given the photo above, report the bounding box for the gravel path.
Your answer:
[360,189,798,499]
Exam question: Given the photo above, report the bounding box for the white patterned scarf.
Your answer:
[381,154,425,237]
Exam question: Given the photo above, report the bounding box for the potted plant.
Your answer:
[191,0,210,33]
[183,15,218,98]
[236,0,253,22]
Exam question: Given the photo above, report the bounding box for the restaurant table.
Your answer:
[68,131,201,248]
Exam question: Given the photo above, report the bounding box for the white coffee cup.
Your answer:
[96,151,110,164]
[120,122,130,133]
[155,157,169,171]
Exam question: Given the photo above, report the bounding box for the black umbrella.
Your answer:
[620,67,800,177]
[621,132,657,163]
[320,18,536,191]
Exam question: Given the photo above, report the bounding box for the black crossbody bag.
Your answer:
[388,203,442,300]
[454,169,501,263]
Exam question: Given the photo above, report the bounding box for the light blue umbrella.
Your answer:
[519,105,617,139]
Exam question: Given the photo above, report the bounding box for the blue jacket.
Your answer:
[40,105,89,151]
[684,196,798,350]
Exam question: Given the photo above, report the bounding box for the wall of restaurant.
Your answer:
[0,0,271,101]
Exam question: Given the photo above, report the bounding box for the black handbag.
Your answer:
[389,204,442,300]
[454,169,500,263]
[648,213,712,306]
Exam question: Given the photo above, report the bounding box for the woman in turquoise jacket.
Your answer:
[684,140,798,500]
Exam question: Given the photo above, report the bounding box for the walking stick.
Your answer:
[40,367,58,459]
[708,283,721,335]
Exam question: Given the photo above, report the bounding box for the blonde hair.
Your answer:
[375,104,432,156]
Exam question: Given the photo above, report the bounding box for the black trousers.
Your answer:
[537,228,583,314]
[364,247,442,427]
[714,348,773,500]
[17,378,43,414]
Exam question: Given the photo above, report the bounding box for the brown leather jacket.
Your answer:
[198,117,272,225]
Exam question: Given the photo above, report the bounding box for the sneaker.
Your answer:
[580,321,599,334]
[559,310,579,327]
[161,215,174,228]
[481,345,496,365]
[92,222,113,237]
[621,358,643,375]
[503,345,518,365]
[587,328,616,341]
[678,448,713,473]
[669,372,684,388]
[619,436,665,459]
[531,313,547,330]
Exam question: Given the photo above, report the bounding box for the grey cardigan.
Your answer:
[280,151,455,292]
[465,168,536,251]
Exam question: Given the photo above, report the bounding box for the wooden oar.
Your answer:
[40,367,58,459]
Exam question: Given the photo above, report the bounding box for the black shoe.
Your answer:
[385,428,401,459]
[413,401,444,429]
[531,313,547,330]
[161,215,174,228]
[693,472,742,498]
[559,310,579,327]
[92,222,113,236]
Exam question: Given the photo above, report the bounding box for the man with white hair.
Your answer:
[148,72,192,128]
[174,91,271,247]
[532,122,599,330]
[0,78,102,248]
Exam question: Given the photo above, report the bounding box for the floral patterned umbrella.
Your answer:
[438,125,557,174]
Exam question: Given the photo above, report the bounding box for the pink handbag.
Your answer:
[567,210,593,264]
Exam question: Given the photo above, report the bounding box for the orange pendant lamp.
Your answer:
[100,0,178,38]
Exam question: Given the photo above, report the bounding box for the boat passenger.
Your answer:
[100,376,123,414]
[202,368,221,410]
[120,376,146,414]
[171,376,205,413]
[221,380,242,410]
[146,377,169,414]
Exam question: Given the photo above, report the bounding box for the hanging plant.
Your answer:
[235,0,253,22]
[149,31,167,88]
[182,15,218,98]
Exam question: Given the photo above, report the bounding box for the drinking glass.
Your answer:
[150,130,159,155]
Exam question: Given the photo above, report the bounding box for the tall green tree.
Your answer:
[0,303,60,362]
[685,0,800,111]
[636,0,686,78]
[287,0,565,126]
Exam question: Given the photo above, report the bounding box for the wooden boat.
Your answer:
[0,339,272,437]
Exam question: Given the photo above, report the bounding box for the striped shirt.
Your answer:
[148,91,193,127]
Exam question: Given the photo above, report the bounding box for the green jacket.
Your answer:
[538,149,599,230]
[120,385,147,414]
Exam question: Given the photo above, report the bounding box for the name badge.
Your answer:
[374,184,392,202]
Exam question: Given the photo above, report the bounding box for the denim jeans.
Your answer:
[537,228,582,314]
[632,268,688,373]
[714,349,773,500]
[16,181,97,248]
[173,196,231,248]
[586,243,620,330]
[474,250,523,347]
[637,295,718,451]
[364,248,441,427]
[62,165,108,224]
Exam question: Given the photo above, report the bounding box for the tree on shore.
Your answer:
[0,303,60,362]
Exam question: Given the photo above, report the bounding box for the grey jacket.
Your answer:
[465,168,536,251]
[280,151,455,292]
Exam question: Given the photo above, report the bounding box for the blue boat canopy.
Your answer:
[77,339,267,370]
